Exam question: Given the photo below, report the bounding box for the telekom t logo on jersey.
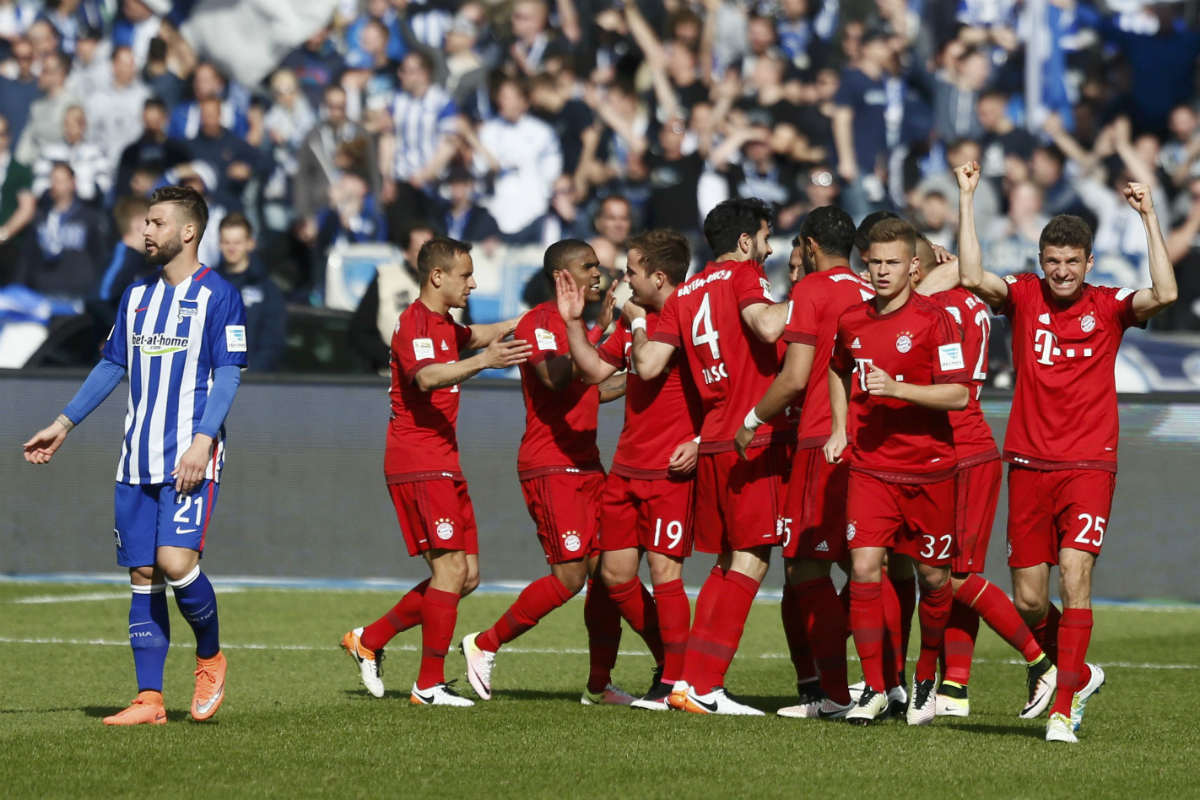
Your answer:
[1034,329,1056,365]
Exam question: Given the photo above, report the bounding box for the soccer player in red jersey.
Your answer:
[341,237,532,706]
[462,239,633,705]
[826,217,970,726]
[909,233,1058,720]
[630,198,793,715]
[731,206,870,719]
[556,230,703,710]
[956,161,1177,743]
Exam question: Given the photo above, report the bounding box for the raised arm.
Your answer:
[955,161,1009,307]
[1125,182,1178,321]
[626,301,676,380]
[557,270,619,385]
[740,300,790,343]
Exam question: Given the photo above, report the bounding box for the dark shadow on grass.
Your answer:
[81,705,124,718]
[0,707,99,715]
[340,689,412,701]
[943,722,1044,739]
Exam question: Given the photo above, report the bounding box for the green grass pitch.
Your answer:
[1,581,1197,799]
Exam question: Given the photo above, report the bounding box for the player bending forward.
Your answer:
[956,161,1176,743]
[341,237,530,706]
[632,198,793,715]
[462,239,633,705]
[827,217,969,726]
[23,186,245,725]
[557,230,703,710]
[909,231,1058,719]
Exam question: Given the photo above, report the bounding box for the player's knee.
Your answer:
[129,565,156,584]
[555,563,588,594]
[647,556,682,586]
[917,565,950,591]
[156,549,199,582]
[1012,583,1048,618]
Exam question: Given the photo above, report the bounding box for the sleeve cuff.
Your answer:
[782,330,818,345]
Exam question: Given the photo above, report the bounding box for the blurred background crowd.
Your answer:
[4,0,1200,378]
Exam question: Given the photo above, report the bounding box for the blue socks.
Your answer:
[168,566,221,659]
[129,583,170,692]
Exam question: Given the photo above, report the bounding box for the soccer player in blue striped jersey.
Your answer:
[23,185,247,726]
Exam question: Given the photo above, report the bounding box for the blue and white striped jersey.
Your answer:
[102,266,248,485]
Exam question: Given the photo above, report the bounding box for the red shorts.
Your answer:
[388,479,479,557]
[845,471,956,566]
[694,442,791,554]
[782,446,850,561]
[599,473,695,558]
[952,458,1002,573]
[1006,466,1116,568]
[520,471,605,564]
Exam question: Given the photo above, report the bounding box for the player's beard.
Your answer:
[146,234,184,266]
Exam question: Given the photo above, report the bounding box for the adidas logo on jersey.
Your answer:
[815,540,829,552]
[850,337,862,349]
[440,340,449,351]
[1039,313,1051,324]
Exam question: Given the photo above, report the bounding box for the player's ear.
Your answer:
[1084,253,1094,274]
[430,266,442,287]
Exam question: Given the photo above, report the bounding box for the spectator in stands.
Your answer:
[0,1,38,45]
[281,26,341,111]
[348,221,435,373]
[930,43,990,141]
[914,187,956,249]
[32,104,111,204]
[976,89,1035,181]
[95,194,150,308]
[982,181,1047,277]
[85,45,149,170]
[641,113,704,238]
[217,212,286,372]
[14,49,78,165]
[1029,143,1083,217]
[0,112,35,285]
[440,12,487,118]
[440,162,500,244]
[505,0,568,77]
[917,138,1001,222]
[295,84,377,223]
[41,0,105,56]
[22,161,104,302]
[474,75,562,244]
[168,61,249,140]
[0,35,39,143]
[112,0,166,69]
[66,25,111,97]
[832,28,898,220]
[140,35,184,109]
[1165,175,1200,329]
[187,96,268,203]
[115,96,188,198]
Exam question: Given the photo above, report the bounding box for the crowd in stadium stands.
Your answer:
[3,0,1200,371]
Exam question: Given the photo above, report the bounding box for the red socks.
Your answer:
[956,574,1042,663]
[914,583,953,682]
[1033,603,1062,665]
[781,583,817,684]
[477,574,575,653]
[1050,608,1093,716]
[652,579,690,684]
[849,581,887,693]
[608,577,665,667]
[683,568,759,694]
[415,588,459,689]
[942,601,980,686]
[585,578,624,693]
[796,577,850,705]
[681,567,725,690]
[361,579,429,650]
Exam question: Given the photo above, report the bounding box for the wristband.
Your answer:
[630,317,647,334]
[743,407,764,431]
[693,435,701,444]
[55,413,75,432]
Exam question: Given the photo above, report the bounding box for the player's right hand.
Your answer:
[733,425,755,460]
[823,430,847,464]
[22,421,69,465]
[555,269,585,323]
[622,300,647,324]
[954,161,981,194]
[482,332,532,369]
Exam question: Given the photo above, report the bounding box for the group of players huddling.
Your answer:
[25,162,1175,742]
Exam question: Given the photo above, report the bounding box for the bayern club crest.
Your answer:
[435,518,454,540]
[895,333,913,353]
[1081,314,1096,333]
[563,531,582,552]
[846,522,857,541]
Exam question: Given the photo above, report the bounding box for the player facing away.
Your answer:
[556,230,703,710]
[630,198,794,716]
[732,206,870,719]
[826,217,970,726]
[462,240,633,705]
[956,161,1177,743]
[340,237,531,706]
[909,234,1058,720]
[22,185,246,725]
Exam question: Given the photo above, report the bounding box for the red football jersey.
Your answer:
[598,313,703,479]
[516,301,602,478]
[930,286,999,464]
[652,260,791,453]
[1000,273,1140,471]
[783,265,875,448]
[386,299,474,483]
[831,293,971,482]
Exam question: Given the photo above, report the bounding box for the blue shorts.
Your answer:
[113,481,220,568]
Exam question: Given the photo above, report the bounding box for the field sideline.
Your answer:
[1,579,1197,799]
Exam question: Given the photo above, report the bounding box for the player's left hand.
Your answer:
[668,438,700,474]
[173,434,213,494]
[733,425,755,460]
[865,364,898,397]
[622,299,647,324]
[1123,182,1155,215]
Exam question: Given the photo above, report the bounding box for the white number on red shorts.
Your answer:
[777,517,793,549]
[173,494,203,528]
[654,518,684,550]
[920,534,953,560]
[1073,513,1106,548]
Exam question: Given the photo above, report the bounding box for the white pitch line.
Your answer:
[0,636,1195,671]
[9,587,246,605]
